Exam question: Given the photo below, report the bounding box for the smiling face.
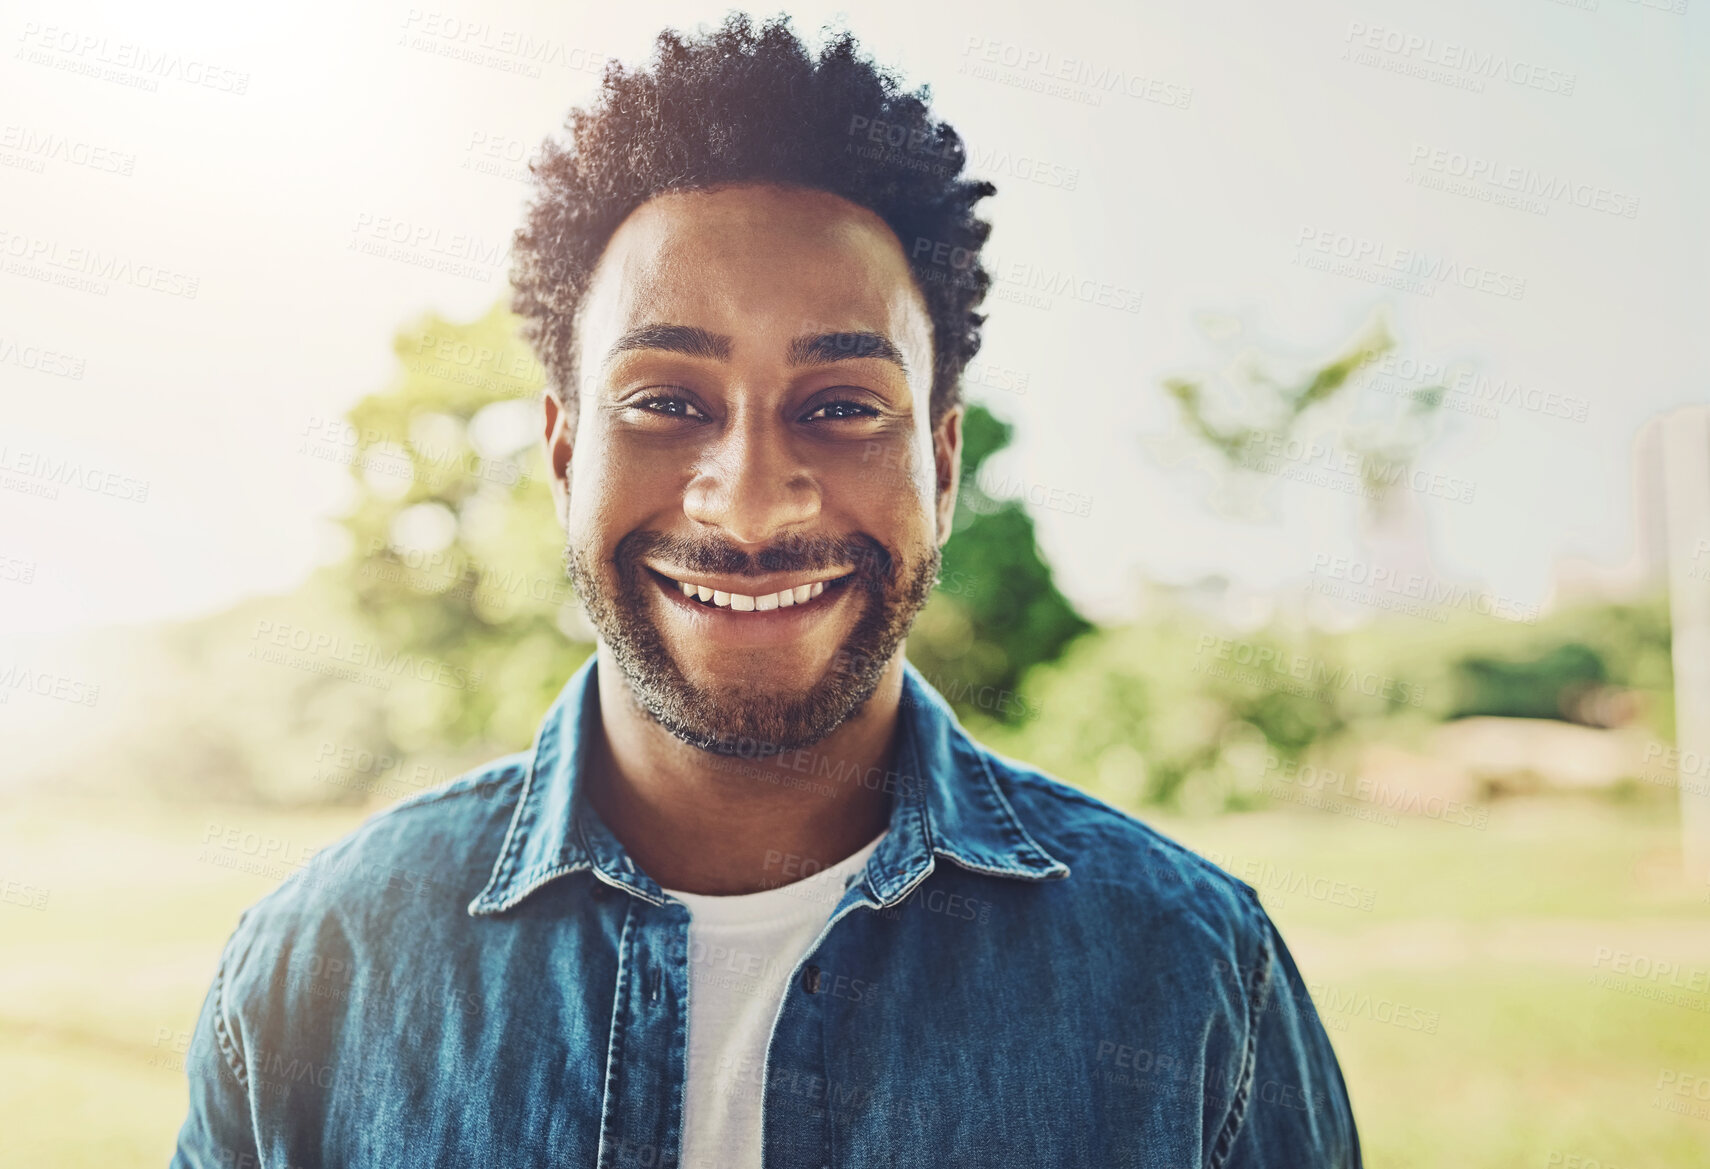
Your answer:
[545,183,962,753]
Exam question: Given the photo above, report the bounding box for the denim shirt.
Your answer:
[173,658,1361,1168]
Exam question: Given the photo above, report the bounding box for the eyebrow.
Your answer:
[606,324,908,375]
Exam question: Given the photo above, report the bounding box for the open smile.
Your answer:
[644,566,855,613]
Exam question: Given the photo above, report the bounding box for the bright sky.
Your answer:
[1,0,1703,636]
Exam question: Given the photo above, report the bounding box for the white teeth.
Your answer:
[671,575,838,610]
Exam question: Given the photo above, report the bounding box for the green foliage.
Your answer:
[902,402,1093,723]
[1164,312,1446,518]
[975,605,1422,813]
[978,590,1674,814]
[1163,315,1397,459]
[1450,643,1608,721]
[331,301,592,758]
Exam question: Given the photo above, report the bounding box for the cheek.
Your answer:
[566,443,663,552]
[826,443,937,540]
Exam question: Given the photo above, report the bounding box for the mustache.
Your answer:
[613,529,896,586]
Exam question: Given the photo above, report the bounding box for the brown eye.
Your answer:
[637,395,707,420]
[804,400,879,421]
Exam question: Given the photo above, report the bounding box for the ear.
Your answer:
[932,405,963,546]
[542,390,573,529]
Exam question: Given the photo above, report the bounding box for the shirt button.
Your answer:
[801,964,822,994]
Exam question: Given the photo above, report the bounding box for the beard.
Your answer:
[565,527,939,754]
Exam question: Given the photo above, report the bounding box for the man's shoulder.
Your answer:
[973,745,1264,931]
[225,751,532,960]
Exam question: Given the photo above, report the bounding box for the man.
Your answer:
[175,14,1360,1168]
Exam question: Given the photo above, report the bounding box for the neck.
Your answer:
[587,651,903,895]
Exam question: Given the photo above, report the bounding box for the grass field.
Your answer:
[3,792,1708,1167]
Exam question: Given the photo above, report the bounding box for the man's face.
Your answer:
[545,183,961,753]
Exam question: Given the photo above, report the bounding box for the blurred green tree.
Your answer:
[1161,310,1446,524]
[902,402,1093,724]
[332,300,591,757]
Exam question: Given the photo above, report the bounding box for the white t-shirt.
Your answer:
[663,832,886,1169]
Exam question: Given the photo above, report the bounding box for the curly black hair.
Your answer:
[509,12,996,426]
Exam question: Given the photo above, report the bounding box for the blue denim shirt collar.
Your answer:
[468,655,1068,916]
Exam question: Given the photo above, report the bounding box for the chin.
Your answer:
[676,650,835,693]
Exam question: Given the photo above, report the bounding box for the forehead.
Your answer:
[578,184,932,368]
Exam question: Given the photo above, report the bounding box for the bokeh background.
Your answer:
[3,1,1708,1165]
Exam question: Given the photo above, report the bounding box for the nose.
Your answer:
[682,407,821,546]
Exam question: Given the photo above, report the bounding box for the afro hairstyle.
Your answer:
[508,12,997,426]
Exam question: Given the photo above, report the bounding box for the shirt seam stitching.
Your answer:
[595,901,637,1169]
[969,747,1070,873]
[1207,899,1269,1168]
[211,941,248,1090]
[472,743,545,910]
